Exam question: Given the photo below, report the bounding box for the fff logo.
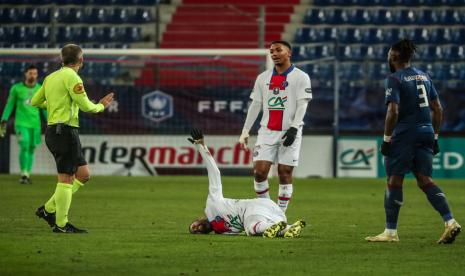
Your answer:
[141,90,173,123]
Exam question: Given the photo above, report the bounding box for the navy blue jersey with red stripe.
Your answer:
[384,67,438,135]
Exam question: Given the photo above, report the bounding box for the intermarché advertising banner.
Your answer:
[338,136,465,178]
[9,135,333,178]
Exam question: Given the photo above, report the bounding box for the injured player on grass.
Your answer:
[187,128,306,238]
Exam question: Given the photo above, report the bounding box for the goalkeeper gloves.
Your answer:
[282,127,298,147]
[0,121,6,138]
[188,128,204,144]
[239,129,249,150]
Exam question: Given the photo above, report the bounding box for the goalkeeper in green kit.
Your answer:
[0,65,46,184]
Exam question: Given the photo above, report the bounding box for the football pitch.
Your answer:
[1,175,464,275]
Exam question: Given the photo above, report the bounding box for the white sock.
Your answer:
[446,218,457,226]
[254,180,270,199]
[384,228,397,235]
[248,221,275,235]
[278,184,293,212]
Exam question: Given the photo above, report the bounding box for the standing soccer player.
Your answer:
[0,65,45,184]
[238,41,312,212]
[366,39,461,243]
[31,44,114,233]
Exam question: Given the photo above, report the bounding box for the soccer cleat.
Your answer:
[365,230,399,242]
[263,221,287,238]
[19,175,31,184]
[438,221,461,244]
[284,219,306,238]
[35,205,56,227]
[53,223,88,234]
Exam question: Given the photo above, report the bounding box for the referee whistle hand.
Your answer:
[380,141,391,156]
[99,93,115,108]
[282,127,297,147]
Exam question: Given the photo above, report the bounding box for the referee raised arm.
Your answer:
[31,44,114,233]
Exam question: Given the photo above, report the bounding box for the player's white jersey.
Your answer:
[250,65,312,145]
[205,197,248,234]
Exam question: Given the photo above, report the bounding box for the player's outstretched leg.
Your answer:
[284,219,306,238]
[35,205,55,227]
[263,221,287,238]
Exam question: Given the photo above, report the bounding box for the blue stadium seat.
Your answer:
[452,29,465,44]
[83,8,106,24]
[128,8,152,23]
[362,28,383,44]
[304,9,321,24]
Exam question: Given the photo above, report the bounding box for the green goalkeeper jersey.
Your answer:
[1,82,43,129]
[31,66,104,128]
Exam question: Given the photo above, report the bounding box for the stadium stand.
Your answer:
[1,0,464,132]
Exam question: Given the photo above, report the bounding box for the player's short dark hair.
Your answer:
[391,38,417,63]
[270,40,292,51]
[61,44,83,66]
[24,64,38,73]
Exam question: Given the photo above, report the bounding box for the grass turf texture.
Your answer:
[0,175,464,275]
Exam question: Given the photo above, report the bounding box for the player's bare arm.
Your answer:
[381,102,398,156]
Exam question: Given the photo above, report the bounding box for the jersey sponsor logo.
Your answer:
[141,90,173,123]
[385,88,392,97]
[73,83,85,94]
[403,75,428,82]
[268,96,287,110]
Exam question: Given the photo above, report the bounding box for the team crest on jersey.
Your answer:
[385,88,392,97]
[282,81,289,87]
[273,87,280,95]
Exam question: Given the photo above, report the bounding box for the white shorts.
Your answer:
[252,135,302,166]
[243,198,287,235]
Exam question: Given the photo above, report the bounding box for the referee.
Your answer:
[31,44,114,233]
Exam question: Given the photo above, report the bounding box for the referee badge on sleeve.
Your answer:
[73,83,85,94]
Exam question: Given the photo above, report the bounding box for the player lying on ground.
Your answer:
[188,129,305,238]
[366,39,461,244]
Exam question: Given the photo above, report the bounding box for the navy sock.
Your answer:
[421,183,453,221]
[384,184,403,230]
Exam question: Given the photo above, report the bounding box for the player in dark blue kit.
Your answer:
[366,39,461,244]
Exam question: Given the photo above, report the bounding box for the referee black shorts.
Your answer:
[45,124,87,175]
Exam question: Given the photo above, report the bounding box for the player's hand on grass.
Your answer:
[0,120,7,138]
[380,141,390,156]
[188,128,204,144]
[239,129,249,150]
[282,127,297,147]
[99,93,114,108]
[433,139,440,155]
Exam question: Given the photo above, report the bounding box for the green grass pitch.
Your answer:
[1,174,464,275]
